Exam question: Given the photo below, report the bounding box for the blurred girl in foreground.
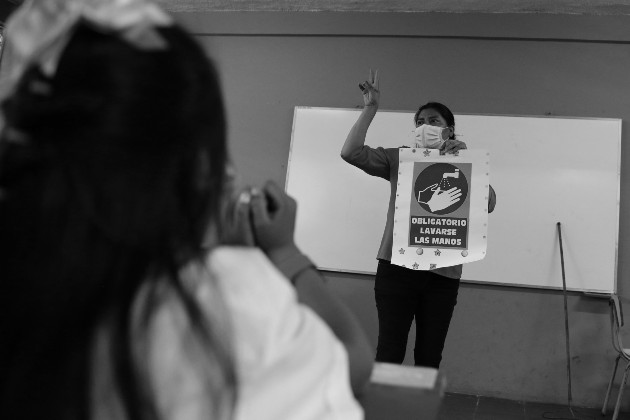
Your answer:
[0,1,373,419]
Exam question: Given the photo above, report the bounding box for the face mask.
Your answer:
[413,124,448,149]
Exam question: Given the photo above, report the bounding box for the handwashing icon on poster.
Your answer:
[391,148,490,270]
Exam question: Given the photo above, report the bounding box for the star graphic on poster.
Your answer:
[399,248,405,254]
[423,149,431,157]
[412,262,419,270]
[430,264,437,269]
[434,249,441,256]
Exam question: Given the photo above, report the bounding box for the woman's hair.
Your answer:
[0,20,235,420]
[414,102,456,140]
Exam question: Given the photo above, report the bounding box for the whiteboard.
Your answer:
[286,107,621,293]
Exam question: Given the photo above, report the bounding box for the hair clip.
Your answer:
[120,23,168,50]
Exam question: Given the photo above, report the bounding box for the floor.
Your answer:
[437,393,630,420]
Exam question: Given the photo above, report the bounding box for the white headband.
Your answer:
[4,0,173,83]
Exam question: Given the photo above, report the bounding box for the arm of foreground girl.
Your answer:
[250,181,374,398]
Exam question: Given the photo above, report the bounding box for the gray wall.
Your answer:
[176,11,630,408]
[161,0,630,14]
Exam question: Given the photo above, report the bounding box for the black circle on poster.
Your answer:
[414,163,468,215]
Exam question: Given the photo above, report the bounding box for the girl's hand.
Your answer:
[358,69,380,109]
[249,180,298,255]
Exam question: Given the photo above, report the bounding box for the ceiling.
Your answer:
[159,0,630,15]
[2,0,630,23]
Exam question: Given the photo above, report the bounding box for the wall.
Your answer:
[175,11,630,408]
[161,0,630,14]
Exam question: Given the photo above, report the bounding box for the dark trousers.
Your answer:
[374,260,460,369]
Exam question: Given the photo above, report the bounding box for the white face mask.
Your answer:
[413,124,448,149]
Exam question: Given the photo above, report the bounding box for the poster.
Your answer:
[391,148,490,269]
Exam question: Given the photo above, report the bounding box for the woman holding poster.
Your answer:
[341,70,496,368]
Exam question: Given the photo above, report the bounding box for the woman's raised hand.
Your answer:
[358,69,380,109]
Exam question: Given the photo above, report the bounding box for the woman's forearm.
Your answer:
[340,105,378,160]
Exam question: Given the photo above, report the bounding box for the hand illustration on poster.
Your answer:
[417,166,466,213]
[391,149,489,269]
[418,185,462,212]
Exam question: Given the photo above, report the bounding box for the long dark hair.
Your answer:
[0,21,235,420]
